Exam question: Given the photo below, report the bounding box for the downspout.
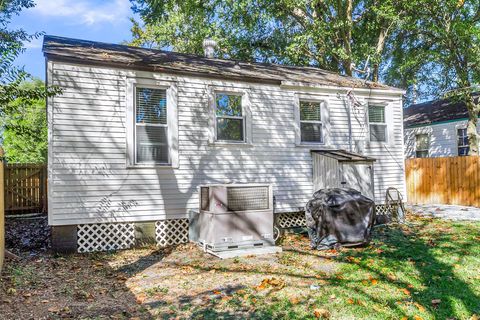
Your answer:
[347,93,353,152]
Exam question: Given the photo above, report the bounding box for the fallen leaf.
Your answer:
[400,288,411,296]
[414,302,426,312]
[313,308,330,319]
[47,307,60,313]
[136,294,147,304]
[347,298,355,304]
[289,296,300,305]
[6,288,16,295]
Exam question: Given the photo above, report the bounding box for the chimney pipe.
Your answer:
[203,39,217,58]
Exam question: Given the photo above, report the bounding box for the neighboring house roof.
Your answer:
[43,35,400,91]
[404,93,480,128]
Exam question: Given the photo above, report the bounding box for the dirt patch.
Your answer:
[0,253,149,319]
[0,234,337,319]
[5,215,51,255]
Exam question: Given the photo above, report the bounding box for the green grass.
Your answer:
[185,216,480,319]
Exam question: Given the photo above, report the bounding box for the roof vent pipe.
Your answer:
[203,39,217,58]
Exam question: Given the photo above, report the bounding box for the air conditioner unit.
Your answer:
[189,184,281,258]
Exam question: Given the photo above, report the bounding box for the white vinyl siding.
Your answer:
[48,61,406,226]
[404,120,480,158]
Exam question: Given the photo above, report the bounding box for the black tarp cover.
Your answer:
[305,188,375,250]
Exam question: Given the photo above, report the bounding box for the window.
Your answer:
[415,134,429,158]
[135,87,169,164]
[300,101,323,143]
[368,105,387,142]
[215,93,244,142]
[457,128,469,156]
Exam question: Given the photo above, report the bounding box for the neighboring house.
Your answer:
[43,35,406,252]
[404,94,480,158]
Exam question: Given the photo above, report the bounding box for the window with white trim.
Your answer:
[215,93,245,142]
[457,128,469,156]
[415,133,429,158]
[300,100,323,143]
[368,105,387,142]
[134,87,169,164]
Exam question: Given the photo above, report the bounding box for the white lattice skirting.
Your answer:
[156,219,189,247]
[77,223,136,253]
[277,212,307,228]
[77,219,190,253]
[375,204,393,215]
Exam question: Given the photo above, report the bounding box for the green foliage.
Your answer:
[130,0,408,79]
[1,79,48,163]
[0,0,59,111]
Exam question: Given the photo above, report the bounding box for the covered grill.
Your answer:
[305,188,375,250]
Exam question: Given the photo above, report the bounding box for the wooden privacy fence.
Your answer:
[405,156,480,207]
[4,164,47,215]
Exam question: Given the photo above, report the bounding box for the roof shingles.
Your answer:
[43,35,398,90]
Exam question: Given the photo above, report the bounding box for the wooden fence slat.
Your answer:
[405,156,480,207]
[3,163,47,215]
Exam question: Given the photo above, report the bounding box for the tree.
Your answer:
[386,0,480,154]
[0,0,59,112]
[130,0,408,80]
[1,79,47,163]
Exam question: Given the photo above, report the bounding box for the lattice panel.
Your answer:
[77,223,135,253]
[277,212,307,228]
[155,219,189,247]
[375,204,393,215]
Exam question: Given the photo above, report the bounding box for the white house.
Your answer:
[43,35,406,252]
[404,94,480,158]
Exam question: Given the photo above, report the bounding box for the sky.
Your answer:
[11,0,138,80]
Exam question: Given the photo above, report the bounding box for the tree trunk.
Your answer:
[372,26,388,82]
[466,94,479,155]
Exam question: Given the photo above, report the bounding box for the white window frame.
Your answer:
[367,104,388,144]
[126,77,178,168]
[415,133,429,158]
[208,86,252,145]
[214,92,246,143]
[294,93,329,146]
[456,126,469,156]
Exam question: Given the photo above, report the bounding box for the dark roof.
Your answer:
[311,149,376,162]
[404,93,480,128]
[43,35,399,90]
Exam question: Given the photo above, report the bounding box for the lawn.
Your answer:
[1,214,479,319]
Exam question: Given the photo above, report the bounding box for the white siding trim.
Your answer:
[47,61,54,225]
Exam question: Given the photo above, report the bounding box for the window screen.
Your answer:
[135,87,169,164]
[457,128,469,156]
[368,105,387,142]
[215,93,244,141]
[415,134,429,158]
[300,101,323,143]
